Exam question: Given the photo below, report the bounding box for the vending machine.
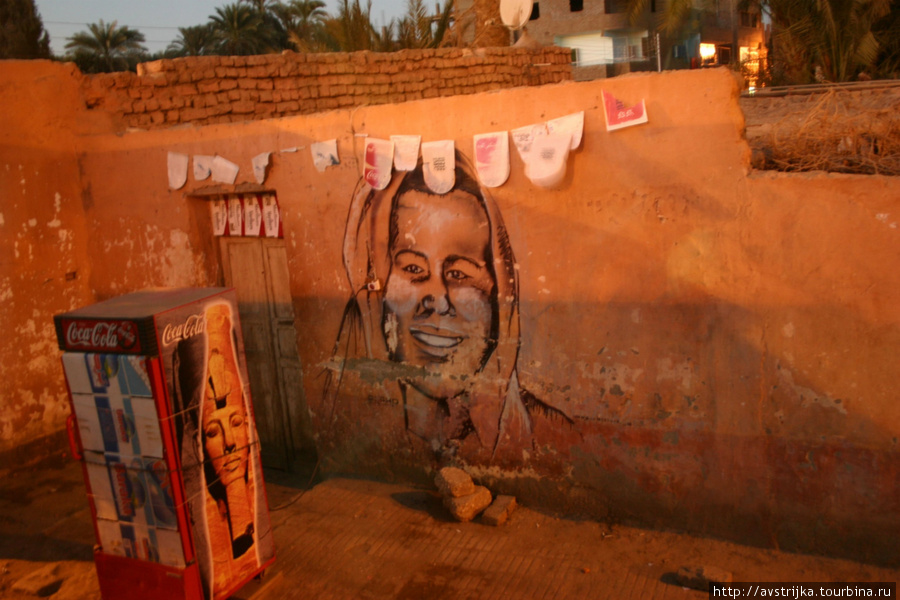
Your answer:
[54,288,275,600]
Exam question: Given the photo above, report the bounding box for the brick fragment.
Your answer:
[482,495,517,526]
[435,467,475,498]
[443,486,492,522]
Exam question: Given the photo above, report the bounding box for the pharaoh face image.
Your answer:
[201,304,257,568]
[203,348,251,488]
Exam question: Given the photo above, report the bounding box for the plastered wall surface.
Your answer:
[0,61,98,456]
[2,61,897,564]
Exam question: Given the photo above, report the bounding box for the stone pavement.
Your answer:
[1,456,897,600]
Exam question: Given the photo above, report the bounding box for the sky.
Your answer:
[35,0,409,55]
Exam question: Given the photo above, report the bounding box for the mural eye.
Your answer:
[403,264,424,275]
[231,414,244,428]
[205,425,220,438]
[446,269,470,281]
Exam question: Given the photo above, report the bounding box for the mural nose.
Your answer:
[422,291,452,315]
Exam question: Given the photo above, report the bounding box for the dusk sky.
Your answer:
[35,0,409,55]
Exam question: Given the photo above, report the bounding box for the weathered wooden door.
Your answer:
[219,237,309,470]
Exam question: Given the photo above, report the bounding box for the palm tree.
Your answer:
[763,0,892,83]
[241,0,292,49]
[167,24,218,56]
[65,20,147,73]
[472,0,508,46]
[395,0,455,49]
[323,0,377,51]
[274,0,330,51]
[210,2,270,55]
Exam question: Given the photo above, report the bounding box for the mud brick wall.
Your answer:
[80,48,573,131]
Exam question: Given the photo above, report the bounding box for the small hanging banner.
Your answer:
[211,155,239,184]
[390,135,421,171]
[547,111,585,150]
[261,193,281,238]
[473,131,509,188]
[603,91,648,131]
[210,199,228,236]
[421,140,455,194]
[167,152,188,190]
[364,138,394,190]
[243,195,262,237]
[311,139,339,172]
[227,195,243,236]
[252,152,271,184]
[193,155,214,181]
[510,122,547,163]
[524,132,571,189]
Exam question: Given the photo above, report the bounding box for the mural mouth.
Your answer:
[222,455,244,472]
[410,328,463,353]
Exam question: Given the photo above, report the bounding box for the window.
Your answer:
[604,0,627,13]
[740,11,759,27]
[531,2,540,19]
[570,0,583,12]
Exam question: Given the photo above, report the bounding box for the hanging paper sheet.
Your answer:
[421,140,455,194]
[243,195,262,237]
[311,139,339,172]
[473,132,510,188]
[227,196,243,236]
[261,193,281,238]
[364,138,394,190]
[167,152,188,190]
[211,155,240,184]
[603,91,648,131]
[510,123,547,164]
[252,152,271,184]
[547,111,585,150]
[390,135,421,171]
[193,155,214,181]
[210,198,228,236]
[524,132,571,189]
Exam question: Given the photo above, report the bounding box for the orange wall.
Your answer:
[3,61,898,563]
[0,61,97,457]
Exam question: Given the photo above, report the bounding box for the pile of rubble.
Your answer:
[434,467,517,526]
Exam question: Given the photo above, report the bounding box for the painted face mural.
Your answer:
[383,189,496,400]
[326,151,572,462]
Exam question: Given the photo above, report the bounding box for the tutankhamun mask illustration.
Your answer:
[201,304,255,559]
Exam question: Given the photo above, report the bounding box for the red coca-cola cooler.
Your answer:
[54,288,275,600]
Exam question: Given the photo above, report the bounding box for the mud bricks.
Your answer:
[435,467,492,522]
[482,495,517,526]
[81,48,573,131]
[434,467,519,525]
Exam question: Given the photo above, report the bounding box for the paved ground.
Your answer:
[1,454,897,600]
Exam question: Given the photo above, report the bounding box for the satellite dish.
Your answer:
[500,0,532,31]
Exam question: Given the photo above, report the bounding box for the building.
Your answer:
[491,0,766,82]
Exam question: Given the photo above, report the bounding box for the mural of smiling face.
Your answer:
[383,188,497,399]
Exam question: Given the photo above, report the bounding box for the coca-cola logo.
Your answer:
[113,464,135,517]
[64,320,139,352]
[161,313,206,347]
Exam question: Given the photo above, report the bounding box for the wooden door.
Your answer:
[219,237,310,470]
